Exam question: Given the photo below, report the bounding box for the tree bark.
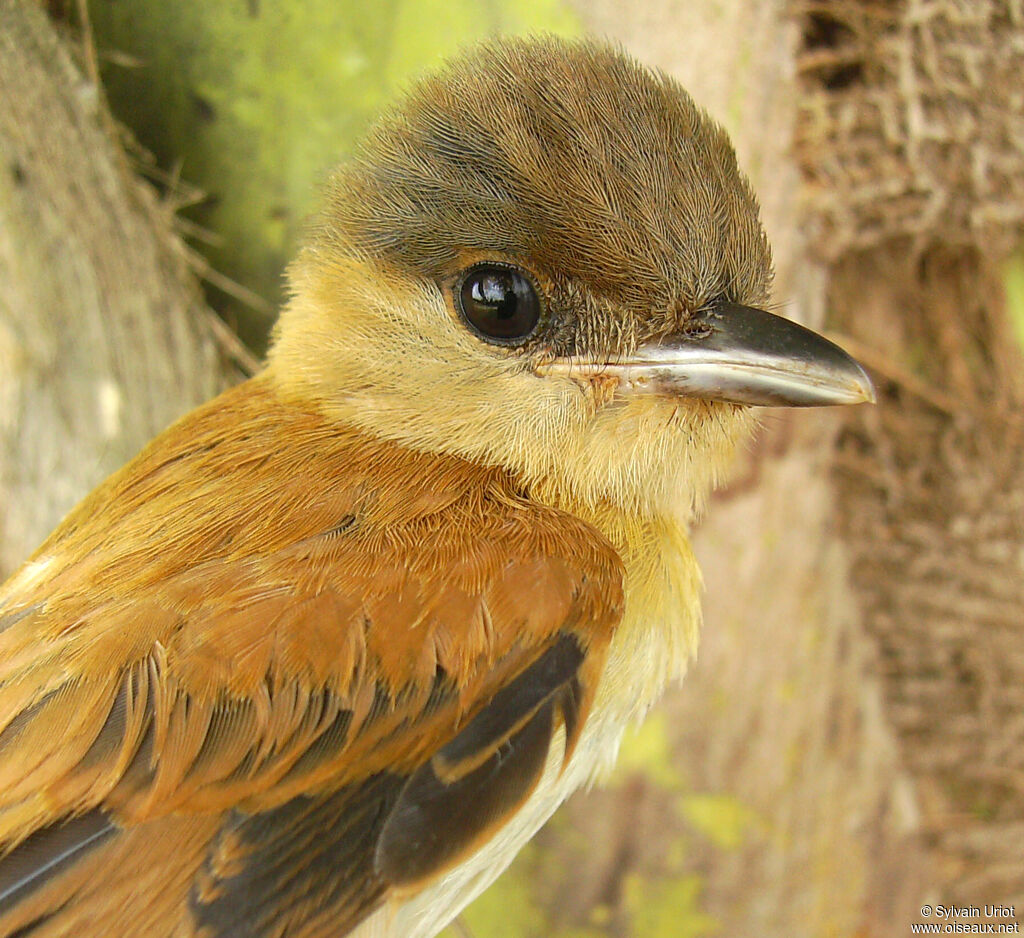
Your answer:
[0,0,228,577]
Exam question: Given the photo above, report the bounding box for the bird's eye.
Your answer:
[455,264,542,345]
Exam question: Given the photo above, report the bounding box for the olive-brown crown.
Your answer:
[310,37,772,356]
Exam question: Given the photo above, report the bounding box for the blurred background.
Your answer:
[1,1,1022,935]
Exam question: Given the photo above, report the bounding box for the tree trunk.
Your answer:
[0,0,229,577]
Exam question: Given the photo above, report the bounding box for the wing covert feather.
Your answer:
[0,379,624,936]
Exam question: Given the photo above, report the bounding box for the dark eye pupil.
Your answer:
[471,274,516,317]
[458,264,541,344]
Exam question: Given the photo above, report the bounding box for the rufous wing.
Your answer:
[0,379,624,937]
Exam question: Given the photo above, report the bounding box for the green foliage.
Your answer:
[678,792,762,850]
[438,845,547,938]
[552,926,610,938]
[624,873,720,938]
[610,711,687,790]
[89,0,579,348]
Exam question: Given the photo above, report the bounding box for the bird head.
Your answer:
[269,37,872,518]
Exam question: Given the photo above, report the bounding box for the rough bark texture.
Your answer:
[795,0,1024,914]
[794,0,1024,259]
[831,248,1024,909]
[0,0,227,577]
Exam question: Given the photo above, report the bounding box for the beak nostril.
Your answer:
[681,322,714,340]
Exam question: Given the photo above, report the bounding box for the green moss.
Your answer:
[386,0,580,90]
[89,0,580,348]
[1004,249,1024,353]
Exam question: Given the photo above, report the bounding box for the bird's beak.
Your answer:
[542,303,875,407]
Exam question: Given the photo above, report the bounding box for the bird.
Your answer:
[0,36,873,938]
